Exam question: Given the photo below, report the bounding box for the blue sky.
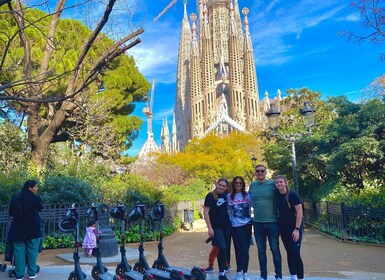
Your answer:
[127,0,384,156]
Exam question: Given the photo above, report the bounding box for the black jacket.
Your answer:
[8,188,43,241]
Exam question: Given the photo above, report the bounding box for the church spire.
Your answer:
[174,0,192,150]
[242,7,260,130]
[189,13,204,138]
[228,0,244,125]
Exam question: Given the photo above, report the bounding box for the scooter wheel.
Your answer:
[91,266,99,279]
[115,264,125,276]
[68,271,78,280]
[1,263,6,272]
[152,260,166,271]
[133,264,145,273]
[170,271,183,280]
[37,265,40,273]
[191,268,206,280]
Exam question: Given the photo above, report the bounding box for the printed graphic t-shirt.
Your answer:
[227,192,252,227]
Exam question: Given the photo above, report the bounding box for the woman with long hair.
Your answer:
[274,175,304,280]
[204,178,232,280]
[227,176,253,280]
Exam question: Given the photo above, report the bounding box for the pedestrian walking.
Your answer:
[249,164,282,280]
[274,175,304,280]
[8,180,43,280]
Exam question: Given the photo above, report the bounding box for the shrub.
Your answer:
[40,175,99,204]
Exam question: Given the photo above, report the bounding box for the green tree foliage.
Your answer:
[263,88,335,197]
[40,175,98,204]
[0,121,29,174]
[162,179,208,206]
[0,2,150,173]
[157,132,262,184]
[264,89,385,204]
[102,173,162,207]
[0,172,31,205]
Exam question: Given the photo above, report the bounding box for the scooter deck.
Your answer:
[124,270,146,280]
[146,268,179,280]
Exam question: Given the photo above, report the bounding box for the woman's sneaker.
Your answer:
[236,272,243,280]
[224,266,232,273]
[243,273,250,280]
[218,273,228,280]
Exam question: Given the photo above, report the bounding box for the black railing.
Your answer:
[0,201,204,249]
[303,200,385,244]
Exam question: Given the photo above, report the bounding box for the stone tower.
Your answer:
[173,0,263,150]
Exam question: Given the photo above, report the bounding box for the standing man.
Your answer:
[249,165,282,280]
[9,180,43,280]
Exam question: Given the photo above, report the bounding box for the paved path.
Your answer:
[1,220,384,280]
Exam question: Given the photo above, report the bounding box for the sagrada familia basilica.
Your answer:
[138,0,282,158]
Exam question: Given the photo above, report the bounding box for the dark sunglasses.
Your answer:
[255,170,266,173]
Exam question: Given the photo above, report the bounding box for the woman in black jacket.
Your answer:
[9,180,43,280]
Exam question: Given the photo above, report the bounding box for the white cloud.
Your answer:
[130,21,180,84]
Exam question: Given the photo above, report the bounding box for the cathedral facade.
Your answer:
[171,0,272,151]
[137,0,284,158]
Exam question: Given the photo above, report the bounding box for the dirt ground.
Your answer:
[6,221,385,279]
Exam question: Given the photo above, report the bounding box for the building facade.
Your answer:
[139,0,283,156]
[169,0,275,152]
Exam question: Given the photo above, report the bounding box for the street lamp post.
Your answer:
[251,155,257,168]
[265,102,316,194]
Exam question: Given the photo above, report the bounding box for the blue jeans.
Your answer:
[13,238,40,279]
[253,222,282,279]
[213,227,231,273]
[231,223,252,273]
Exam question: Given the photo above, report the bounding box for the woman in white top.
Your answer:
[227,176,253,280]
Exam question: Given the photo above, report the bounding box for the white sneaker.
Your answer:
[243,273,250,280]
[291,275,298,280]
[236,272,243,280]
[276,278,282,280]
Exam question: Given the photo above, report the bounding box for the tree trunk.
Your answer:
[31,144,49,175]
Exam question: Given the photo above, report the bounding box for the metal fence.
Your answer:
[0,201,204,248]
[303,200,385,244]
[2,199,383,247]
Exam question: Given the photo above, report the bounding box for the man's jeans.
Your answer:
[253,222,282,279]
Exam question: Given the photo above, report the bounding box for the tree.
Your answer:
[263,88,335,197]
[345,0,385,59]
[0,0,150,173]
[156,132,263,184]
[0,121,29,174]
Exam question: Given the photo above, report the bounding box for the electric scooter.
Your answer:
[87,204,119,280]
[110,202,152,280]
[150,202,206,280]
[58,203,87,280]
[131,203,185,280]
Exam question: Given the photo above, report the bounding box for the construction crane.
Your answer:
[153,0,181,22]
